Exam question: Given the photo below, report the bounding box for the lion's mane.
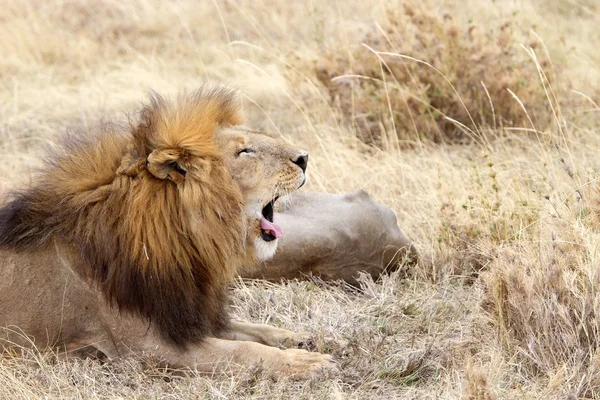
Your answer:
[0,86,246,347]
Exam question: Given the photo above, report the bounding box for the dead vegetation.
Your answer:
[1,0,600,398]
[315,1,556,146]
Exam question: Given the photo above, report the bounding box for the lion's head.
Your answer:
[0,86,307,347]
[217,127,308,262]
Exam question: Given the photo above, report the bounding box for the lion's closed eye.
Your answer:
[237,148,255,156]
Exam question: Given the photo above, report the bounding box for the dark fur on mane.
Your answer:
[0,86,245,347]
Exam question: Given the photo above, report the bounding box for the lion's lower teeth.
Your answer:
[264,230,271,235]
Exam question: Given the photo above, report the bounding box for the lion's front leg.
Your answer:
[222,320,314,349]
[149,337,336,380]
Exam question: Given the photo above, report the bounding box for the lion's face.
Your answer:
[217,126,308,261]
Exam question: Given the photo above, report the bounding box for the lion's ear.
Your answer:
[147,149,187,184]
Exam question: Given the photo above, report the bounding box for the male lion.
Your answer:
[0,86,335,379]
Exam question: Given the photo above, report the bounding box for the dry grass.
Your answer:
[315,1,554,146]
[0,0,599,398]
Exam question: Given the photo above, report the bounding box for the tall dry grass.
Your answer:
[0,0,599,398]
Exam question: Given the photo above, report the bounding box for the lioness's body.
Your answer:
[245,191,418,284]
[0,87,334,378]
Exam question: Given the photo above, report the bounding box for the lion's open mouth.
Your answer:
[260,197,282,242]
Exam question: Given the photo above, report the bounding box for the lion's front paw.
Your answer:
[278,331,315,349]
[259,328,315,349]
[275,348,338,380]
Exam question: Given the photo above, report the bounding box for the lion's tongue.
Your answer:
[260,218,283,238]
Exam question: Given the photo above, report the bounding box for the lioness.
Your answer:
[244,191,419,284]
[0,86,335,379]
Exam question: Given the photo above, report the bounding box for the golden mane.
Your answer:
[0,86,245,347]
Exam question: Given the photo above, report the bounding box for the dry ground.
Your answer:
[1,0,599,398]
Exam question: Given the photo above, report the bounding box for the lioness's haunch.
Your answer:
[0,86,335,379]
[242,191,418,284]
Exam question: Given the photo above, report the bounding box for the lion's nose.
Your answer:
[292,153,308,173]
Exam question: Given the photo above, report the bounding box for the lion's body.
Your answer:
[0,87,334,378]
[0,245,142,358]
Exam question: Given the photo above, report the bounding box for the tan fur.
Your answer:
[0,86,335,379]
[242,191,419,284]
